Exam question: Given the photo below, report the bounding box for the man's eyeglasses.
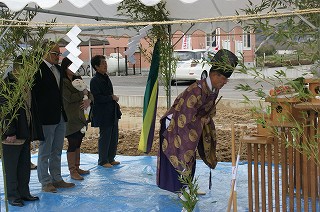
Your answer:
[50,52,62,56]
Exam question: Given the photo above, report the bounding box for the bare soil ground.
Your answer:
[71,107,257,162]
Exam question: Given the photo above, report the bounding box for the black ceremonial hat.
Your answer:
[210,49,238,78]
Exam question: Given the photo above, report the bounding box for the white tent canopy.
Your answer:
[1,0,213,10]
[0,0,262,40]
[1,0,316,41]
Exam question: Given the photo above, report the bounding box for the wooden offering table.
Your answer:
[293,102,320,212]
[241,98,320,211]
[241,135,275,212]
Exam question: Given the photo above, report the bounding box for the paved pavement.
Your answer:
[85,75,272,100]
[84,65,311,100]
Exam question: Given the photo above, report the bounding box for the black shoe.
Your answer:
[9,199,24,207]
[22,195,39,201]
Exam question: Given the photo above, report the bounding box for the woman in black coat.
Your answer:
[90,55,121,168]
[1,56,44,207]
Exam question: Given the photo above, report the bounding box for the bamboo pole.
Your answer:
[0,141,9,211]
[226,124,243,212]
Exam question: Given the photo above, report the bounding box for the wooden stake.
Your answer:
[227,123,237,212]
[231,123,237,211]
[227,124,244,212]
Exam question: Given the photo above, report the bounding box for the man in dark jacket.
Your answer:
[90,55,121,168]
[1,56,43,207]
[33,41,74,193]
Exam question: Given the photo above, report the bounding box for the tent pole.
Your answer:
[278,0,316,30]
[0,3,132,23]
[256,1,316,54]
[167,24,172,109]
[89,40,92,77]
[255,33,273,53]
[0,10,22,41]
[278,0,319,68]
[172,23,195,48]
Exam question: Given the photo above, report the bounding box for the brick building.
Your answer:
[66,26,255,76]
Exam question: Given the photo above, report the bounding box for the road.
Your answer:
[84,75,273,100]
[83,64,312,100]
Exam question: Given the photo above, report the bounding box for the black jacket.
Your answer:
[1,73,44,141]
[90,72,121,127]
[32,61,67,125]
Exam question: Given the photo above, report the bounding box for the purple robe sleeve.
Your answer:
[161,80,218,173]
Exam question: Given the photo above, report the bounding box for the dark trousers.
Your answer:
[66,131,84,152]
[2,141,31,200]
[98,122,119,166]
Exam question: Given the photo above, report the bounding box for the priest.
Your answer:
[157,49,238,193]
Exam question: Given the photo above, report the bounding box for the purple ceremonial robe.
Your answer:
[157,79,219,192]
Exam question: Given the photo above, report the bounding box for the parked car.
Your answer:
[172,49,212,83]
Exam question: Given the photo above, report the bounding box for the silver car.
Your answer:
[172,49,212,82]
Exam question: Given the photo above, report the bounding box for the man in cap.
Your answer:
[156,49,238,193]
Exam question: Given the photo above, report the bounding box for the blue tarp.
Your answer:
[0,152,251,211]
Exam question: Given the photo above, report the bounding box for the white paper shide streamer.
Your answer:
[124,25,153,64]
[66,25,83,73]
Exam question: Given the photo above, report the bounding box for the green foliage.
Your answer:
[173,160,199,212]
[178,174,199,212]
[0,12,50,136]
[258,53,314,67]
[256,44,276,56]
[117,0,177,109]
[236,0,320,165]
[0,8,51,211]
[117,0,169,23]
[238,0,319,62]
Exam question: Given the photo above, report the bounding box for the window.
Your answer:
[206,32,215,47]
[243,31,251,49]
[173,50,206,61]
[206,28,220,50]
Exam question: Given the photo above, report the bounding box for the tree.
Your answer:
[0,7,50,211]
[117,0,177,109]
[239,0,319,64]
[256,43,276,57]
[236,0,320,162]
[117,2,198,210]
